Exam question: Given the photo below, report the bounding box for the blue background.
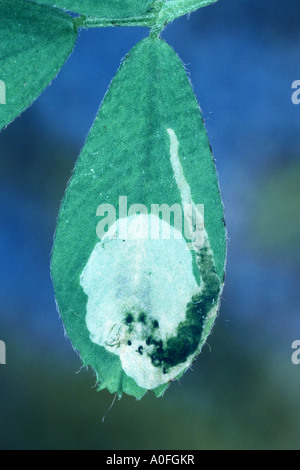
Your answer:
[0,0,300,449]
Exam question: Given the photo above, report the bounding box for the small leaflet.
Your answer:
[0,0,77,131]
[51,37,226,398]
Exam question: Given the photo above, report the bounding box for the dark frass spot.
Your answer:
[127,340,132,346]
[148,267,221,371]
[152,320,159,329]
[138,312,147,324]
[137,345,143,355]
[125,313,134,325]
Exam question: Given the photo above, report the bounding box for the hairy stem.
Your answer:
[74,14,156,30]
[74,0,218,31]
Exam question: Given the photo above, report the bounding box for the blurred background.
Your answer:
[0,0,299,450]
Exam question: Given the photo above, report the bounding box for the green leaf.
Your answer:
[0,0,77,131]
[157,0,218,29]
[31,0,154,18]
[51,37,226,399]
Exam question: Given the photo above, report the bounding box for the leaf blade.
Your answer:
[0,0,77,131]
[51,37,226,398]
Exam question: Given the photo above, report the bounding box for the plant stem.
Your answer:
[74,14,156,30]
[74,0,218,32]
